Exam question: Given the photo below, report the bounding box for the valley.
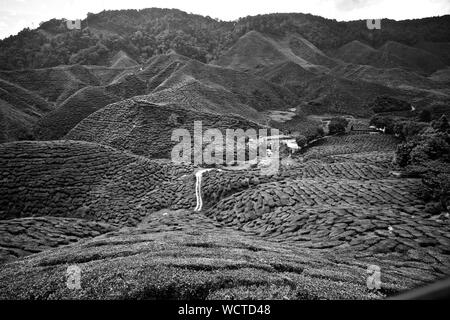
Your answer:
[0,9,449,300]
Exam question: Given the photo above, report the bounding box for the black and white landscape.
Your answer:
[0,6,450,300]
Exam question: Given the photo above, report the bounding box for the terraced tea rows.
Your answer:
[206,178,424,223]
[212,203,450,259]
[1,10,450,300]
[0,217,116,263]
[329,151,396,170]
[197,135,450,287]
[65,99,263,159]
[0,214,432,300]
[0,140,195,225]
[199,159,394,209]
[302,134,399,160]
[0,122,449,299]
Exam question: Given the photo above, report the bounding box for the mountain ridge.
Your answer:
[1,8,449,70]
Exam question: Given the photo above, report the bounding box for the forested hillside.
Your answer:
[1,8,449,70]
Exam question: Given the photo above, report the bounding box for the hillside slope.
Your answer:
[0,65,101,103]
[380,41,446,75]
[333,40,412,70]
[147,58,297,121]
[34,86,121,140]
[331,62,447,90]
[295,74,401,116]
[333,40,448,75]
[0,140,194,223]
[110,50,139,68]
[65,99,263,158]
[214,30,336,74]
[1,132,450,299]
[2,9,449,71]
[416,42,450,65]
[0,78,53,142]
[138,53,190,90]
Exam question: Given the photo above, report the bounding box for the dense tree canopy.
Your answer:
[395,116,450,214]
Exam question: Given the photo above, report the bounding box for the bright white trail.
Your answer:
[194,168,222,211]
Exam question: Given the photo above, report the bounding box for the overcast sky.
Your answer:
[1,0,449,39]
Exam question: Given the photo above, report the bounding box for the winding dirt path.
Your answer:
[194,168,222,211]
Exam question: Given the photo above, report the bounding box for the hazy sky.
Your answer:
[1,0,449,39]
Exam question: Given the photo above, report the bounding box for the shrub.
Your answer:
[421,168,450,213]
[424,202,443,215]
[393,120,428,140]
[272,115,324,141]
[328,117,349,135]
[396,134,450,167]
[396,140,417,167]
[396,131,450,214]
[316,126,325,138]
[295,135,307,148]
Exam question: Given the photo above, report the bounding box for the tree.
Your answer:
[396,129,450,214]
[295,135,307,148]
[328,117,349,135]
[2,10,450,70]
[393,120,428,140]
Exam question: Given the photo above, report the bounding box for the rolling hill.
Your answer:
[332,40,412,70]
[380,41,446,75]
[145,58,298,121]
[1,8,450,300]
[331,62,447,90]
[34,86,121,140]
[0,78,53,143]
[138,53,190,91]
[65,99,263,158]
[0,65,101,103]
[110,50,139,68]
[2,9,449,71]
[0,140,194,223]
[214,30,336,74]
[294,74,401,116]
[333,40,447,75]
[416,42,450,65]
